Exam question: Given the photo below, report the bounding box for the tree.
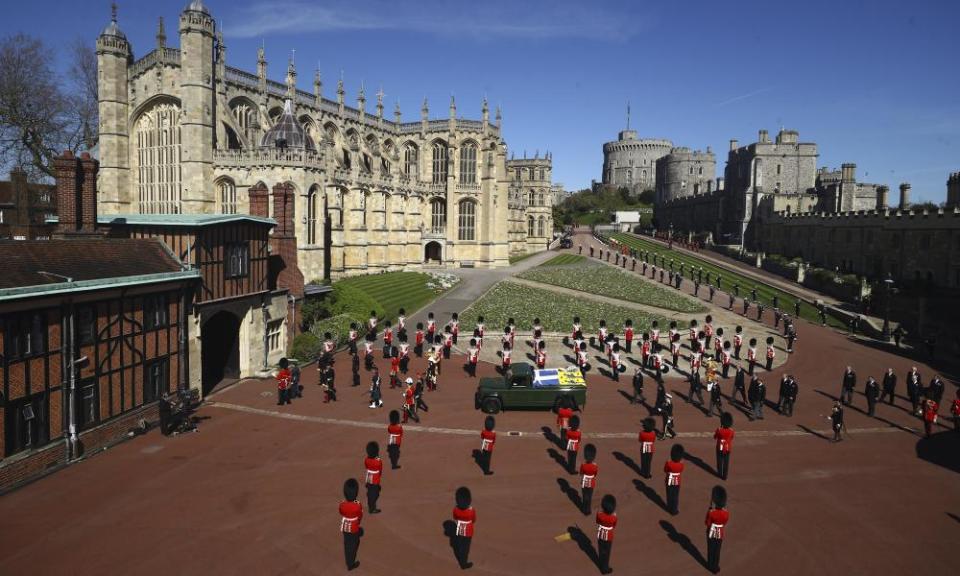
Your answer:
[637,189,655,205]
[0,34,98,181]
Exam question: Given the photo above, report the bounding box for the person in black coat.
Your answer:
[865,377,880,417]
[841,366,857,406]
[748,376,765,420]
[733,365,747,406]
[927,375,945,404]
[906,367,922,415]
[631,367,645,405]
[880,368,897,405]
[688,370,704,406]
[782,376,798,417]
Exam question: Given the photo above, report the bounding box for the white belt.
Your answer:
[455,520,472,536]
[642,441,653,453]
[341,517,358,532]
[709,523,723,539]
[581,474,595,488]
[481,439,493,451]
[365,470,379,483]
[667,472,680,486]
[597,525,613,541]
[566,439,579,451]
[388,433,400,445]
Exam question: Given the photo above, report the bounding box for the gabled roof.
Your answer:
[45,214,276,228]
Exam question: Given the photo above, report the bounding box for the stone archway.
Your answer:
[424,241,443,264]
[201,310,241,395]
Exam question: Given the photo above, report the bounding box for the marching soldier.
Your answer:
[743,298,751,317]
[631,367,645,405]
[532,317,544,351]
[733,365,748,406]
[566,415,583,474]
[426,312,437,343]
[707,377,724,417]
[664,444,685,515]
[321,364,337,403]
[508,317,517,349]
[774,307,782,329]
[747,338,758,375]
[751,286,757,302]
[399,334,411,374]
[443,326,454,359]
[397,308,407,340]
[733,326,743,359]
[363,336,376,371]
[348,322,359,356]
[863,376,880,416]
[689,319,699,348]
[765,336,776,372]
[383,321,394,358]
[451,312,460,345]
[713,327,724,361]
[651,350,664,385]
[389,350,401,389]
[452,487,477,569]
[721,342,733,378]
[668,320,679,348]
[714,412,734,480]
[928,374,945,405]
[756,301,765,321]
[639,418,657,478]
[580,443,599,515]
[339,479,364,571]
[402,377,420,423]
[501,340,512,373]
[709,284,716,302]
[478,416,496,475]
[841,366,857,406]
[794,299,801,318]
[572,316,582,346]
[276,358,292,406]
[906,366,922,415]
[368,367,383,409]
[387,410,404,469]
[785,321,797,352]
[414,322,425,357]
[414,372,430,414]
[671,332,682,367]
[651,320,661,353]
[352,351,361,387]
[782,375,798,417]
[880,368,897,405]
[659,394,677,439]
[728,291,735,310]
[467,338,479,377]
[704,315,714,349]
[363,441,383,513]
[705,485,730,574]
[596,495,618,575]
[477,315,486,348]
[597,320,609,352]
[777,374,789,412]
[830,401,845,442]
[748,376,765,420]
[688,370,705,407]
[609,343,621,380]
[690,342,703,377]
[557,396,574,445]
[922,398,939,438]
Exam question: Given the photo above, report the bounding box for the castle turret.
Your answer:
[841,163,856,183]
[285,55,296,100]
[376,87,384,120]
[899,182,911,210]
[179,0,216,213]
[876,185,889,211]
[313,68,322,106]
[947,172,960,208]
[96,4,132,213]
[394,101,401,125]
[729,139,738,151]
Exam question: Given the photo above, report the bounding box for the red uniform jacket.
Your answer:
[444,333,453,348]
[480,429,496,452]
[705,508,730,540]
[469,348,479,363]
[639,430,656,454]
[714,427,734,453]
[364,456,383,485]
[339,500,363,534]
[276,368,291,391]
[536,350,547,368]
[596,511,617,542]
[952,399,960,417]
[664,460,684,486]
[557,407,573,430]
[924,402,939,423]
[384,330,393,346]
[642,341,651,356]
[416,330,425,346]
[705,324,714,337]
[580,461,599,489]
[404,386,416,407]
[388,423,404,447]
[566,429,582,452]
[390,356,400,374]
[734,334,743,348]
[625,327,634,343]
[453,506,476,537]
[766,345,776,360]
[400,343,410,358]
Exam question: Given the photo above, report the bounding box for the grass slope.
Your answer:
[337,272,446,322]
[541,254,586,266]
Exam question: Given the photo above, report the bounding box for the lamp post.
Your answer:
[881,274,894,341]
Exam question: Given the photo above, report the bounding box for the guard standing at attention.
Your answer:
[664,444,685,515]
[596,495,618,575]
[566,415,583,474]
[580,443,599,515]
[714,412,734,480]
[452,487,477,569]
[339,479,364,571]
[363,441,383,513]
[705,485,730,574]
[639,418,657,479]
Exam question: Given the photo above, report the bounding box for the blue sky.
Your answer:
[5,0,959,201]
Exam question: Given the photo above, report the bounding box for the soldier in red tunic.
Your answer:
[705,485,730,574]
[536,340,547,369]
[746,338,758,375]
[557,396,574,445]
[276,358,291,406]
[443,325,454,359]
[402,378,419,423]
[339,478,364,571]
[923,398,939,438]
[765,336,776,372]
[596,494,617,575]
[452,486,476,569]
[638,417,657,479]
[733,326,743,359]
[467,338,479,377]
[624,319,634,353]
[609,343,621,381]
[415,322,425,357]
[451,312,461,345]
[714,412,734,480]
[427,312,437,343]
[363,441,383,513]
[387,410,404,469]
[664,443,685,515]
[566,415,583,474]
[388,351,401,388]
[580,443,599,515]
[478,416,496,475]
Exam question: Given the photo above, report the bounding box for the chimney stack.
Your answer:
[899,182,911,210]
[729,139,738,152]
[876,185,889,211]
[758,129,769,143]
[947,172,960,208]
[841,163,856,184]
[270,182,304,298]
[79,152,99,232]
[248,182,269,218]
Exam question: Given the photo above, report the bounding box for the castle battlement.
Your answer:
[771,206,960,222]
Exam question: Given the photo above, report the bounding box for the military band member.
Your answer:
[451,312,460,345]
[906,366,922,415]
[580,443,599,515]
[479,416,496,475]
[605,333,617,363]
[396,308,407,339]
[616,318,630,353]
[748,376,765,420]
[714,412,735,480]
[841,366,857,406]
[452,487,477,569]
[765,336,776,372]
[639,418,657,478]
[664,444,685,515]
[707,377,723,417]
[671,332,682,367]
[363,441,383,513]
[705,485,730,574]
[668,320,678,346]
[640,333,651,367]
[598,320,608,351]
[608,343,621,380]
[339,479,364,571]
[596,495,618,575]
[830,401,844,442]
[348,322,359,356]
[865,376,880,417]
[690,342,703,376]
[387,410,404,469]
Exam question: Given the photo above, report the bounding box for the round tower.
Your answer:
[898,182,911,210]
[179,0,216,213]
[96,4,132,213]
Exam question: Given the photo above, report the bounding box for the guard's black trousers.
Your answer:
[366,484,380,512]
[666,485,680,515]
[452,535,472,568]
[716,449,730,480]
[479,450,492,474]
[387,444,401,469]
[581,486,594,515]
[597,538,613,574]
[567,450,578,474]
[707,537,723,572]
[640,452,653,478]
[343,531,361,569]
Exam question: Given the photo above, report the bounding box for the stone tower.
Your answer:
[178,0,216,213]
[947,172,960,208]
[96,4,131,212]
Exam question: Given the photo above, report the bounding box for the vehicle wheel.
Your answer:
[481,397,502,414]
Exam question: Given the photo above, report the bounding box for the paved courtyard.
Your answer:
[0,235,957,575]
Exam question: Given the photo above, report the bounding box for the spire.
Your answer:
[337,72,345,106]
[626,100,631,130]
[156,16,166,48]
[394,100,402,124]
[286,53,297,99]
[376,86,384,118]
[357,81,366,112]
[449,94,457,118]
[496,105,502,130]
[313,67,322,101]
[257,43,267,81]
[421,97,429,119]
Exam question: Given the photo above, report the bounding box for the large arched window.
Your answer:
[538,192,545,206]
[528,190,536,206]
[306,186,319,244]
[460,142,477,184]
[216,178,237,214]
[458,199,476,240]
[404,144,418,178]
[430,197,446,234]
[537,216,545,237]
[381,193,390,229]
[432,142,448,184]
[135,101,182,214]
[527,215,535,237]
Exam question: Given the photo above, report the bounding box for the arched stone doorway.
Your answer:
[201,310,241,395]
[424,241,443,264]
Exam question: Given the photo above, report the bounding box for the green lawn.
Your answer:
[518,261,706,313]
[461,281,678,334]
[609,233,845,327]
[337,272,451,323]
[541,254,586,266]
[509,251,539,264]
